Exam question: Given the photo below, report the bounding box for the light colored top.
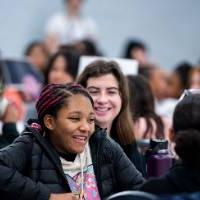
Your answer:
[45,13,98,45]
[155,98,178,119]
[60,144,101,200]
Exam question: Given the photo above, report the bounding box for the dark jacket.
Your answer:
[0,126,144,200]
[0,122,19,149]
[140,162,200,195]
[111,133,146,177]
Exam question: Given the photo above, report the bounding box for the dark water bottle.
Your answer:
[146,139,173,178]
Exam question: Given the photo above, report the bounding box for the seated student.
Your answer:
[188,66,200,89]
[24,40,49,74]
[24,48,80,121]
[0,83,144,200]
[0,97,19,149]
[140,90,200,195]
[127,75,170,141]
[44,49,80,85]
[139,65,177,119]
[122,39,149,65]
[0,64,19,148]
[44,0,98,54]
[127,75,171,157]
[167,62,192,99]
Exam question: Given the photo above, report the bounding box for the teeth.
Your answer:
[96,107,109,111]
[73,136,87,141]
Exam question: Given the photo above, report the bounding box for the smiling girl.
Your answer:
[0,83,144,200]
[77,60,146,176]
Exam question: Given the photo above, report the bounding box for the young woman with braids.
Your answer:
[0,83,144,200]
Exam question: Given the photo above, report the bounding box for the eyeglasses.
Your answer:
[179,89,200,101]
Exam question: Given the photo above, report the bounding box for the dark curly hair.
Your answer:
[173,93,200,168]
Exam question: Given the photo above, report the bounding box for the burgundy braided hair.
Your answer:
[31,83,93,133]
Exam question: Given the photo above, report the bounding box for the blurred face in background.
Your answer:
[167,72,183,99]
[189,69,200,89]
[65,0,83,14]
[150,68,169,100]
[48,55,73,84]
[27,44,48,72]
[86,74,122,131]
[131,48,148,65]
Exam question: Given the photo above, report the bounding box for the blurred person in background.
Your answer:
[0,61,19,148]
[123,39,149,65]
[188,66,200,89]
[127,75,171,177]
[140,92,200,195]
[24,41,49,102]
[24,40,49,75]
[139,65,177,119]
[127,75,170,143]
[45,0,98,54]
[167,62,193,99]
[25,49,80,122]
[139,65,169,101]
[74,39,102,56]
[44,49,80,85]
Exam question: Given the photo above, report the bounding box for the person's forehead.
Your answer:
[66,94,92,107]
[88,73,118,82]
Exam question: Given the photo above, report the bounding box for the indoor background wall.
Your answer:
[0,0,199,69]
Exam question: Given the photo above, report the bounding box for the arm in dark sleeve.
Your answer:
[109,139,145,190]
[123,142,147,177]
[0,135,51,200]
[2,122,19,143]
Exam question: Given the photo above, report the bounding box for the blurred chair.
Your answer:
[106,191,158,200]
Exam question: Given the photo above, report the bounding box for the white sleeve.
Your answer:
[45,13,63,36]
[85,17,98,41]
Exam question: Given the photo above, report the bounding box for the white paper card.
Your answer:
[78,56,138,76]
